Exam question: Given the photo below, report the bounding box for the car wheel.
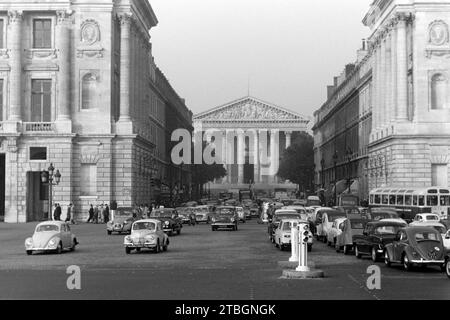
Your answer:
[136,248,141,253]
[26,250,32,256]
[163,240,168,252]
[107,230,112,235]
[56,242,63,254]
[402,254,412,272]
[445,259,450,278]
[211,227,216,232]
[355,245,361,259]
[384,250,391,267]
[335,244,340,253]
[371,247,378,262]
[70,239,77,252]
[177,229,181,235]
[279,241,284,251]
[125,247,131,254]
[155,241,160,254]
[343,245,349,255]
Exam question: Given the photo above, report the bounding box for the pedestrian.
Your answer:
[87,204,94,223]
[54,203,62,221]
[94,205,99,224]
[143,204,149,219]
[98,204,104,224]
[104,204,110,223]
[53,204,58,221]
[65,203,75,224]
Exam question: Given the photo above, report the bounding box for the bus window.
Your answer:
[396,195,404,205]
[413,196,418,206]
[427,195,438,206]
[418,196,425,206]
[374,194,381,204]
[389,195,396,205]
[382,195,389,205]
[440,195,450,206]
[405,195,412,206]
[440,189,450,194]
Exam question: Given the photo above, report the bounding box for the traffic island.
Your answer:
[281,268,325,279]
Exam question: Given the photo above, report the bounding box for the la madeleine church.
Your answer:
[193,96,310,197]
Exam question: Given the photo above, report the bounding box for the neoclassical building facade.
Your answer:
[0,0,192,223]
[194,97,309,196]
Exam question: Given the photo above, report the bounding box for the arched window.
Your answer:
[81,73,98,109]
[431,73,447,110]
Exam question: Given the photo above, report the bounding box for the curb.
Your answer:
[281,269,325,279]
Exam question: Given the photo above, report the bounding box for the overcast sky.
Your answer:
[149,0,373,119]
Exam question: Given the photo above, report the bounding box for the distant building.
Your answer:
[0,0,192,223]
[314,0,450,204]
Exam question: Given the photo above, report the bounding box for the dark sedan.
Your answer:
[150,208,183,236]
[353,220,407,261]
[211,206,238,231]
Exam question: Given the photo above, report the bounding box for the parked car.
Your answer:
[326,217,347,247]
[211,206,238,231]
[445,230,450,251]
[25,221,78,255]
[384,226,446,271]
[409,221,449,250]
[353,220,407,261]
[124,219,169,254]
[175,207,197,226]
[193,205,215,224]
[273,219,313,252]
[445,253,450,278]
[268,209,301,243]
[365,208,400,221]
[150,208,183,236]
[316,210,346,243]
[107,207,137,235]
[412,213,441,223]
[335,218,368,254]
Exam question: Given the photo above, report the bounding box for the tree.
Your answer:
[277,133,315,193]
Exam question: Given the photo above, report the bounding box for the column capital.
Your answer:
[8,11,23,24]
[56,10,73,25]
[118,13,133,26]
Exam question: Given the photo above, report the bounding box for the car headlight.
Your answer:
[124,236,132,243]
[165,221,170,226]
[231,218,235,222]
[47,238,57,248]
[25,238,33,247]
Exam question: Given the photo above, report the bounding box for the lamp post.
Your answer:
[332,151,338,206]
[41,163,61,221]
[346,148,353,193]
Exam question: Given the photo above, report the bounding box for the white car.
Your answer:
[274,219,313,252]
[124,219,169,254]
[25,221,78,255]
[235,206,246,223]
[413,213,441,223]
[316,210,347,243]
[282,206,308,220]
[409,221,449,250]
[326,217,347,247]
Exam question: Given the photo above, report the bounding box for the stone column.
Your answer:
[55,11,72,132]
[270,130,278,184]
[390,26,397,125]
[380,37,386,129]
[8,11,23,124]
[385,34,392,129]
[117,14,133,134]
[222,131,227,184]
[237,131,245,184]
[396,13,408,121]
[253,130,260,184]
[259,129,267,183]
[371,46,378,135]
[285,131,292,149]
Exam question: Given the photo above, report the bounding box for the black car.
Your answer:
[353,220,407,261]
[211,206,238,231]
[150,208,183,236]
[175,207,197,226]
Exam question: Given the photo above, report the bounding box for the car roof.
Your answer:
[133,219,160,224]
[404,226,441,234]
[368,220,407,227]
[410,221,446,228]
[37,221,66,226]
[275,209,298,214]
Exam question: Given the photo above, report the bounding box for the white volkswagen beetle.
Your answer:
[25,221,78,255]
[124,219,169,254]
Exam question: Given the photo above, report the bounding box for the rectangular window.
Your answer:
[33,19,52,49]
[396,195,404,206]
[432,164,448,187]
[31,79,52,122]
[80,164,97,196]
[0,19,4,49]
[418,196,425,206]
[29,147,47,161]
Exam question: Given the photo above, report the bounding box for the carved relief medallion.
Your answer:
[81,20,100,45]
[429,20,449,46]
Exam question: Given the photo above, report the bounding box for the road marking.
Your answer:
[348,274,381,300]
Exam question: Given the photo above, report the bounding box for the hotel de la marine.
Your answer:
[313,0,450,204]
[0,0,194,223]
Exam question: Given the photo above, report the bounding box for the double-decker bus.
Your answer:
[369,187,450,222]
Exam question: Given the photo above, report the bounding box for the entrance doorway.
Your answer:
[0,154,4,222]
[26,172,48,222]
[244,164,254,184]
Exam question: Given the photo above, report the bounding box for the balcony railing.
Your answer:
[23,122,54,132]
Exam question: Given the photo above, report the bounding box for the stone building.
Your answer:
[193,96,309,197]
[0,0,192,223]
[314,0,450,203]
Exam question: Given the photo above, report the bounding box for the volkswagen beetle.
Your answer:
[25,221,78,255]
[124,219,169,254]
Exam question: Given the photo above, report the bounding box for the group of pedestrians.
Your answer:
[52,203,76,224]
[132,204,156,219]
[87,204,110,224]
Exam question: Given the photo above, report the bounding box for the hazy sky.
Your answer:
[149,0,373,119]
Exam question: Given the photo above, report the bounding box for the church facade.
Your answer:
[193,97,309,197]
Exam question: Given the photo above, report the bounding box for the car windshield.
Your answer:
[375,225,402,235]
[426,215,439,221]
[276,214,301,221]
[350,221,365,229]
[372,213,392,221]
[132,222,156,231]
[282,221,299,231]
[36,224,59,232]
[216,208,234,215]
[328,213,346,222]
[414,231,440,242]
[151,211,173,218]
[194,207,209,213]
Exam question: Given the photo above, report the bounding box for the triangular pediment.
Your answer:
[194,97,307,122]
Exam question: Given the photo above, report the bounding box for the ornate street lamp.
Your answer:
[333,151,339,206]
[41,163,61,221]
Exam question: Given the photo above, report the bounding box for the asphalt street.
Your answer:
[0,220,449,300]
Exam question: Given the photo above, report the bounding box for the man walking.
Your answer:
[94,205,99,224]
[65,203,74,224]
[87,204,94,223]
[104,204,110,223]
